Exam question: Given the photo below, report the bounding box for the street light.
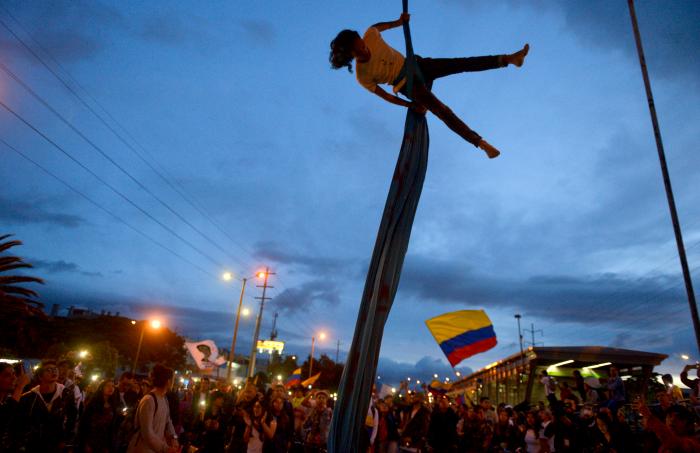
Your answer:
[223,272,257,382]
[78,350,88,359]
[682,354,691,361]
[132,319,162,372]
[309,331,327,377]
[248,268,273,378]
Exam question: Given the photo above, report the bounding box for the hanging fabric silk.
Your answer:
[328,1,429,451]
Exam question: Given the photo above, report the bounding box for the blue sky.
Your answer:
[1,0,699,385]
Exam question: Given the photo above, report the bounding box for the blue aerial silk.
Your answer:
[328,1,428,451]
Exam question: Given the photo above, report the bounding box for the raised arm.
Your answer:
[371,13,409,32]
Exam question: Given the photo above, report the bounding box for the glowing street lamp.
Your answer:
[248,268,274,378]
[223,272,255,382]
[132,319,163,372]
[681,354,690,361]
[309,331,327,377]
[78,350,88,359]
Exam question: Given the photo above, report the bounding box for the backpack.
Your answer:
[128,391,163,444]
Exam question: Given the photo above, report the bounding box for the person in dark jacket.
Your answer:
[400,392,430,451]
[78,379,118,453]
[195,391,230,453]
[110,372,139,453]
[427,395,458,452]
[375,398,399,453]
[17,359,78,452]
[0,362,30,452]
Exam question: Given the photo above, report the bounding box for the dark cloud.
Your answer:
[30,258,102,277]
[237,20,275,46]
[399,253,691,329]
[551,0,699,83]
[253,241,353,274]
[138,12,211,48]
[1,0,126,62]
[377,355,473,386]
[272,280,342,314]
[140,14,189,45]
[0,197,84,228]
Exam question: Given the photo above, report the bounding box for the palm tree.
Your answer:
[0,234,44,316]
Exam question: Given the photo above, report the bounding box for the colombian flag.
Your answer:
[301,372,321,388]
[428,380,452,396]
[285,368,302,388]
[425,309,497,367]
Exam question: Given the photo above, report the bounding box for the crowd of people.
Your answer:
[1,359,699,452]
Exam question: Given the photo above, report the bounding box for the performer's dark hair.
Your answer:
[330,29,360,72]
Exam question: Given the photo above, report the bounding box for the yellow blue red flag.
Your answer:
[285,368,302,388]
[425,309,497,367]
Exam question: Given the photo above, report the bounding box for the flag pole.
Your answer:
[627,0,700,354]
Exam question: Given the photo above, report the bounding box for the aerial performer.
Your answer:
[328,3,528,450]
[329,13,529,159]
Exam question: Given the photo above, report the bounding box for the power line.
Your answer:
[0,10,259,271]
[0,61,247,271]
[0,99,224,269]
[0,138,216,279]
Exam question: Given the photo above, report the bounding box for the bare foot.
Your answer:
[510,43,529,67]
[478,140,500,159]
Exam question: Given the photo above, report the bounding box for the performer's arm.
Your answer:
[371,13,409,32]
[373,86,411,107]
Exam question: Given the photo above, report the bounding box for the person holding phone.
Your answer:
[0,362,31,450]
[680,363,700,401]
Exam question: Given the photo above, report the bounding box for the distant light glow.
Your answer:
[242,308,251,316]
[91,374,99,382]
[585,362,612,370]
[78,350,88,359]
[150,319,161,329]
[222,272,233,281]
[131,320,136,325]
[681,354,690,361]
[548,359,575,371]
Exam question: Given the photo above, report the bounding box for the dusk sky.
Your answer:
[1,1,699,385]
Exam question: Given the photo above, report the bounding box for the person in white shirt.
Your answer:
[127,364,179,453]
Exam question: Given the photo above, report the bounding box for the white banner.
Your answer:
[185,340,227,370]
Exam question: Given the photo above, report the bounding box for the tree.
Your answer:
[300,354,344,392]
[0,234,44,316]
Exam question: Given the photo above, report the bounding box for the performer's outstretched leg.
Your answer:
[410,44,529,158]
[418,44,529,81]
[412,85,500,158]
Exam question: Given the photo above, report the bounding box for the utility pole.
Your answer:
[514,314,524,362]
[309,336,317,377]
[524,323,543,347]
[226,277,247,382]
[248,267,274,378]
[270,312,279,341]
[628,0,700,355]
[336,339,340,363]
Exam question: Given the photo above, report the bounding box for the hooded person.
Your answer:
[17,359,78,451]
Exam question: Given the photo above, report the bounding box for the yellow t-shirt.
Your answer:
[355,27,405,94]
